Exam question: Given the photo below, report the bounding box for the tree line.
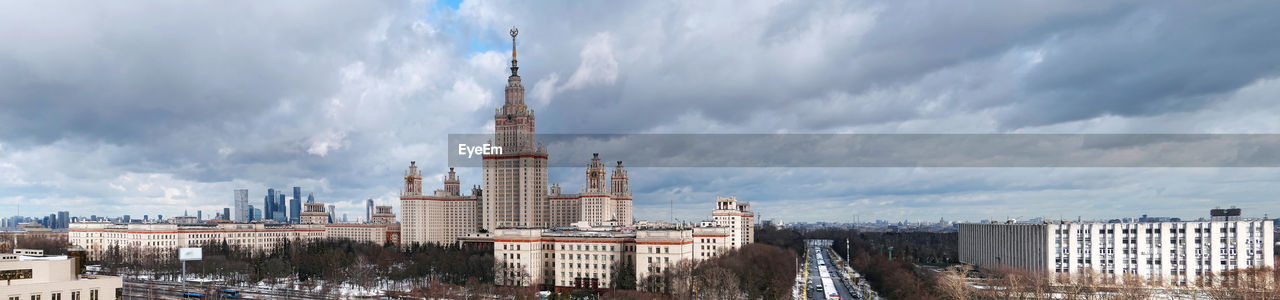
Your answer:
[89,239,497,296]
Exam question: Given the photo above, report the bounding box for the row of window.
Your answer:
[6,288,111,300]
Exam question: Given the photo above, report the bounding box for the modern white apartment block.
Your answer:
[960,209,1275,285]
[0,250,122,299]
[492,198,752,289]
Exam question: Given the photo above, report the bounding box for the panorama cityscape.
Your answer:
[2,1,1279,299]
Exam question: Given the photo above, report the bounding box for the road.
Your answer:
[803,242,878,300]
[122,279,348,299]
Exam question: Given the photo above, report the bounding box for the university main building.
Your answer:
[400,28,754,289]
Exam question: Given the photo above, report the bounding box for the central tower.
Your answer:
[482,27,549,230]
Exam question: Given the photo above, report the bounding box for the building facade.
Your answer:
[0,250,122,300]
[960,211,1275,285]
[401,164,481,245]
[712,196,755,249]
[492,197,752,289]
[300,202,329,225]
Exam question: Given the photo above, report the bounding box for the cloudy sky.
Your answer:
[3,0,1280,223]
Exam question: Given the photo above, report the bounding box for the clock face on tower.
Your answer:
[590,170,599,180]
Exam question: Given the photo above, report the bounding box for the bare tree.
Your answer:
[936,265,972,300]
[1113,273,1150,300]
[699,265,741,300]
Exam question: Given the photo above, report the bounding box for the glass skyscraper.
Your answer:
[234,189,249,222]
[276,194,287,222]
[265,188,276,221]
[290,187,302,224]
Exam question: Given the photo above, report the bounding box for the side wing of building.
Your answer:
[958,223,1052,272]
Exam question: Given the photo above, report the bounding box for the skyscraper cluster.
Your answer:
[241,186,322,224]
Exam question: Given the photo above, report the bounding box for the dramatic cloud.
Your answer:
[3,0,1280,222]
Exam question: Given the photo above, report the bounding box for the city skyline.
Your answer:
[5,1,1280,223]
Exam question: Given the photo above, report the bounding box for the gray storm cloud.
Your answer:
[2,0,1280,221]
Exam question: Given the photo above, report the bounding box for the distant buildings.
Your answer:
[275,193,286,223]
[959,209,1275,285]
[366,198,374,224]
[327,204,335,224]
[234,189,249,223]
[57,211,69,230]
[290,187,302,224]
[69,200,401,260]
[265,188,276,221]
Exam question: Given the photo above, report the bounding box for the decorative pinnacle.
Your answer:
[509,26,519,76]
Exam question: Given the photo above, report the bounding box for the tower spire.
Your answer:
[509,26,519,76]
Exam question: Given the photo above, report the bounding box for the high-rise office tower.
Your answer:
[57,211,69,229]
[223,208,231,220]
[482,28,549,230]
[290,187,302,224]
[197,211,202,221]
[291,187,302,223]
[248,205,256,221]
[307,192,314,204]
[265,188,276,220]
[366,198,374,223]
[327,204,335,223]
[276,194,287,222]
[234,189,249,222]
